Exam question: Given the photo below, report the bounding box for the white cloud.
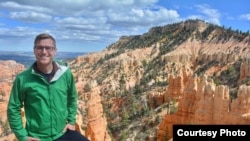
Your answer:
[10,11,52,23]
[0,1,53,14]
[107,7,179,27]
[0,0,182,52]
[3,0,158,15]
[0,26,37,42]
[0,0,248,52]
[195,4,221,25]
[240,14,250,20]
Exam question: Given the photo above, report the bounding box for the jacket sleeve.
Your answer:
[7,76,28,141]
[66,69,78,125]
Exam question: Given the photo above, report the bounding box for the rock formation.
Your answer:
[157,72,250,141]
[0,60,25,140]
[85,87,111,141]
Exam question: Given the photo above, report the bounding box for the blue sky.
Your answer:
[0,0,249,53]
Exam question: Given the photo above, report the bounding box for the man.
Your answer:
[7,33,89,141]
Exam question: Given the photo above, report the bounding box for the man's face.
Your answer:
[33,38,57,65]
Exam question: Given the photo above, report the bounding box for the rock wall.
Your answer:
[85,87,112,141]
[0,60,25,118]
[240,58,250,80]
[0,61,25,140]
[157,74,250,141]
[164,40,250,64]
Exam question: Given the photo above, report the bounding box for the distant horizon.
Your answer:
[0,51,85,67]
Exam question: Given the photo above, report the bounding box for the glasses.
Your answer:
[35,46,55,52]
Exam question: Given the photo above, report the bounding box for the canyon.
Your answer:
[0,19,250,140]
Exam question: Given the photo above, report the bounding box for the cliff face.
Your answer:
[0,60,25,118]
[157,66,250,141]
[85,87,111,141]
[164,39,250,64]
[0,60,25,140]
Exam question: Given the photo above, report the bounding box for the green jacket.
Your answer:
[7,61,78,141]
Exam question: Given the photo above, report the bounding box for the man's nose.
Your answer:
[41,47,47,52]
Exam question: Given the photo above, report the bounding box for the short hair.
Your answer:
[34,33,56,48]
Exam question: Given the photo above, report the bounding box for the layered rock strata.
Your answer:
[157,74,250,141]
